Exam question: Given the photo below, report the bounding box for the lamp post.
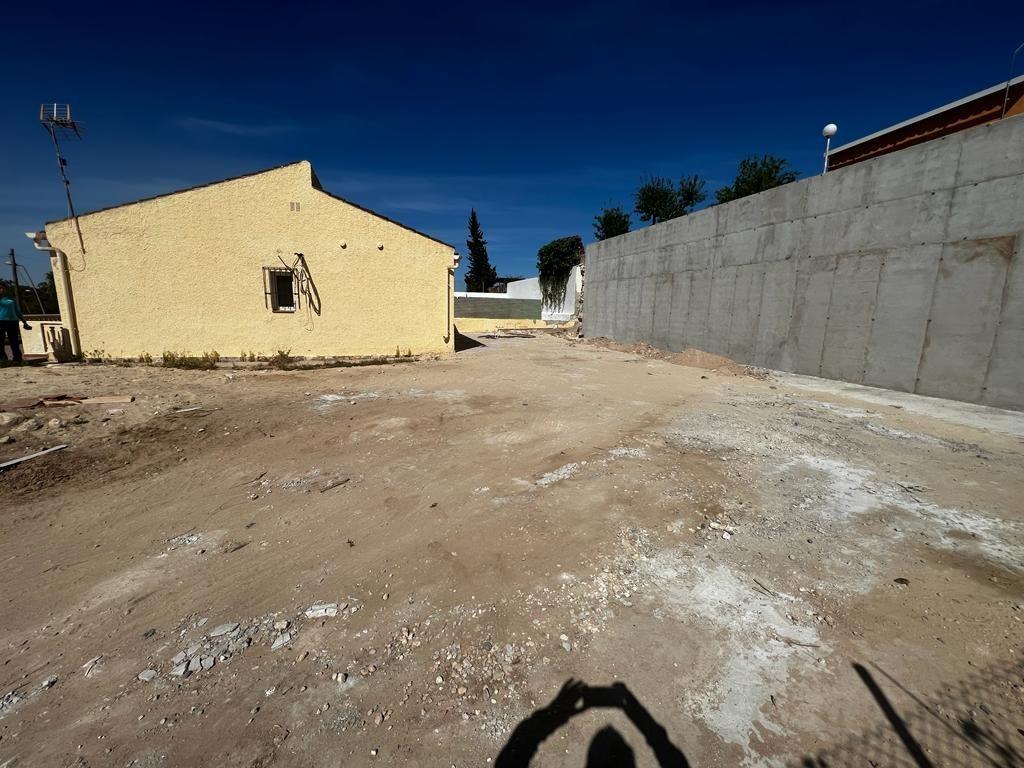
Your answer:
[822,123,838,174]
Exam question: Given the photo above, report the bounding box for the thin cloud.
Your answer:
[176,116,297,137]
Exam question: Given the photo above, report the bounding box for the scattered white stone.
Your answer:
[208,622,239,637]
[305,603,340,618]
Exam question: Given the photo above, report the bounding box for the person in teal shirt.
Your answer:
[0,283,31,363]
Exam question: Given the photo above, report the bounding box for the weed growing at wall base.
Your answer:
[161,351,221,370]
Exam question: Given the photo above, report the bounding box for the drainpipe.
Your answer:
[446,252,460,345]
[25,231,81,358]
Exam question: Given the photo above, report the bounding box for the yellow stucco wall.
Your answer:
[44,162,458,359]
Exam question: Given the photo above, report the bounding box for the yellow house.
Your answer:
[33,161,459,360]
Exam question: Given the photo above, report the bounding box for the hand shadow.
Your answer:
[495,679,690,768]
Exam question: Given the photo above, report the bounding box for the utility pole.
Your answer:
[7,249,22,314]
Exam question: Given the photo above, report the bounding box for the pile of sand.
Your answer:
[580,337,769,378]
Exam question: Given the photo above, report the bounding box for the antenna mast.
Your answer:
[39,103,86,254]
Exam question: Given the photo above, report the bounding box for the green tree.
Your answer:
[537,235,584,311]
[464,209,497,292]
[715,155,798,204]
[593,205,631,241]
[678,174,708,213]
[634,176,682,224]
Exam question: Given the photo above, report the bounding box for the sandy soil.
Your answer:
[0,334,1021,767]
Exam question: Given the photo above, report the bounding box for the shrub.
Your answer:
[268,349,294,370]
[537,235,584,311]
[162,351,220,370]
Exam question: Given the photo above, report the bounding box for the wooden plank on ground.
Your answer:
[0,444,69,470]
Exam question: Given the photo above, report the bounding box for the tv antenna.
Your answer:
[39,103,86,254]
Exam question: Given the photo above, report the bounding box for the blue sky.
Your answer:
[1,1,1021,289]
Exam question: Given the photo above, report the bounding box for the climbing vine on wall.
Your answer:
[537,235,584,311]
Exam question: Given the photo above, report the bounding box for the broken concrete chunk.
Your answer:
[0,413,27,427]
[138,669,158,682]
[305,603,340,618]
[208,622,240,637]
[271,632,292,651]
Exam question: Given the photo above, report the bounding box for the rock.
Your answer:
[0,412,26,427]
[305,603,340,619]
[40,676,58,689]
[894,577,910,586]
[11,418,42,433]
[46,418,65,429]
[187,657,202,674]
[208,622,239,637]
[271,632,291,651]
[200,656,215,671]
[138,669,158,682]
[273,620,290,631]
[0,435,13,444]
[170,662,190,677]
[435,676,444,684]
[171,651,187,665]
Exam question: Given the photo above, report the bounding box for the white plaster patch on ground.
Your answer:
[608,446,646,459]
[781,454,1024,573]
[643,554,824,766]
[316,392,381,409]
[779,454,878,521]
[536,462,583,487]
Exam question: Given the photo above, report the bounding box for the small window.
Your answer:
[264,268,299,312]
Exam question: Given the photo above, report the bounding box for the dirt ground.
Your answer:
[0,332,1022,768]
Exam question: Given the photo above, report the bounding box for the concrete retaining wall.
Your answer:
[584,114,1024,410]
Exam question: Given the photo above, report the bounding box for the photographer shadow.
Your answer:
[495,679,689,768]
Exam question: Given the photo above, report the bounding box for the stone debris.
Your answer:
[1,690,25,716]
[138,669,158,682]
[271,632,292,651]
[166,533,202,550]
[208,622,240,637]
[170,662,190,678]
[200,656,215,670]
[305,603,340,618]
